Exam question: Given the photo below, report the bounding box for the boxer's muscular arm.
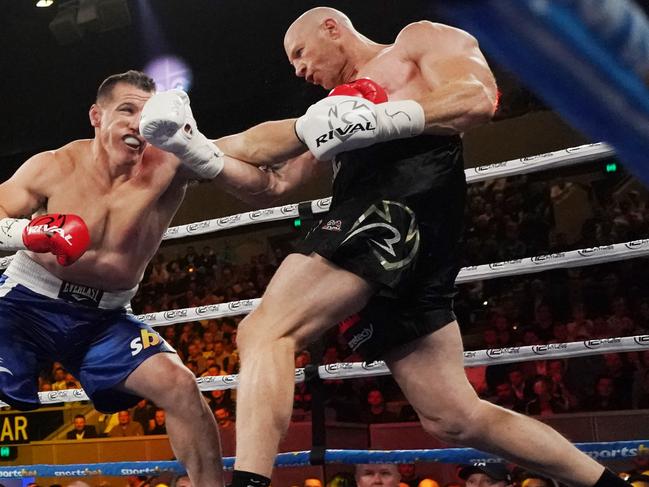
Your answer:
[216,119,306,166]
[212,150,327,207]
[398,21,498,135]
[0,152,51,218]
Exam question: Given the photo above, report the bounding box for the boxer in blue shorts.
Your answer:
[0,70,227,486]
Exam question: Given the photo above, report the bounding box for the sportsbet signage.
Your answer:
[0,410,63,444]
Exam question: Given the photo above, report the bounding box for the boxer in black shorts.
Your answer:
[300,135,466,360]
[145,7,627,487]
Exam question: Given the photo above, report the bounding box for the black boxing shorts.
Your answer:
[297,161,466,361]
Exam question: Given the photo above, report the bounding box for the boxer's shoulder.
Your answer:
[42,139,89,178]
[395,21,477,56]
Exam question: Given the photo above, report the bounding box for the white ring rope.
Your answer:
[160,142,613,240]
[0,142,628,407]
[14,333,649,407]
[133,238,649,328]
[0,142,613,271]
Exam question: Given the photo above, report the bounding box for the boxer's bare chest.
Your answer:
[32,148,185,289]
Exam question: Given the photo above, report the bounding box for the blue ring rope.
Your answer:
[439,0,649,185]
[0,440,646,478]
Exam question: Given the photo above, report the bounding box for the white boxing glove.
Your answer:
[295,95,425,161]
[139,89,224,179]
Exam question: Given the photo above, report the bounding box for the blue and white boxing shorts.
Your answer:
[0,251,174,413]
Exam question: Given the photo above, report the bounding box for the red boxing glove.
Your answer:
[328,77,389,104]
[22,214,90,266]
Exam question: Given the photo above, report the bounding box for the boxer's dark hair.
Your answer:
[96,70,156,102]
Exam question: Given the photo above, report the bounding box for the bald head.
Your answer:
[284,7,368,88]
[284,7,354,47]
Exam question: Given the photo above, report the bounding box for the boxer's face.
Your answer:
[285,23,347,89]
[355,464,400,487]
[90,82,151,162]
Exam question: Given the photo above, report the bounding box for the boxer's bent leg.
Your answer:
[386,322,605,487]
[235,252,375,477]
[71,312,223,487]
[121,353,224,487]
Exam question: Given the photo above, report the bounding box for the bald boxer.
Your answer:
[143,8,627,487]
[0,71,223,486]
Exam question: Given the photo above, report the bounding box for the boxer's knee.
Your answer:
[237,303,301,355]
[418,397,487,445]
[151,362,202,414]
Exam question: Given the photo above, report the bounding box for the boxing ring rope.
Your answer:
[439,0,649,185]
[15,332,649,407]
[0,141,616,271]
[0,441,646,478]
[123,237,649,330]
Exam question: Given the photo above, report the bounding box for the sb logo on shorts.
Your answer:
[130,329,161,356]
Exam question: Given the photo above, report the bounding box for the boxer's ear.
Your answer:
[89,104,101,128]
[322,18,341,39]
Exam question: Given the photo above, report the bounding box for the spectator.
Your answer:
[633,353,649,408]
[148,409,167,435]
[206,388,234,415]
[185,343,208,375]
[602,353,634,409]
[525,376,569,416]
[171,475,192,487]
[132,399,155,433]
[108,410,144,437]
[327,472,356,487]
[51,367,67,391]
[546,360,579,411]
[457,463,513,487]
[355,464,400,487]
[584,375,625,411]
[214,407,235,431]
[520,473,558,487]
[360,389,398,424]
[66,414,98,440]
[212,340,232,373]
[492,382,524,412]
[566,303,594,340]
[397,464,422,487]
[507,368,532,407]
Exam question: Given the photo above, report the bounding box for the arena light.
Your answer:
[49,0,131,45]
[143,55,193,91]
[36,0,54,7]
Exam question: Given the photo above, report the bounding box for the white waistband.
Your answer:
[3,251,137,309]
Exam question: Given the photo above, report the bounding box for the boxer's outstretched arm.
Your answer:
[213,150,326,206]
[217,119,305,166]
[399,21,498,135]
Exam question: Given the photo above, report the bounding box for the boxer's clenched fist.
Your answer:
[0,214,90,266]
[295,78,424,161]
[140,89,225,179]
